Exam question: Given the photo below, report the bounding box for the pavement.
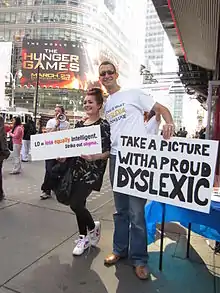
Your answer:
[0,158,219,293]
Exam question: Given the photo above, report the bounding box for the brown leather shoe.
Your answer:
[104,253,121,266]
[134,266,150,280]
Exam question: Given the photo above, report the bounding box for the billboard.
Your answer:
[20,39,89,89]
[0,42,12,82]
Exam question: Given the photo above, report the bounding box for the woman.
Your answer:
[57,87,110,256]
[0,116,10,201]
[22,116,36,162]
[9,116,24,174]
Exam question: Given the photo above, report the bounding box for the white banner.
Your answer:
[31,125,102,161]
[0,42,12,82]
[113,134,219,213]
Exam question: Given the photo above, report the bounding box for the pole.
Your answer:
[34,64,40,127]
[186,223,192,258]
[206,81,212,139]
[11,80,15,109]
[159,203,166,271]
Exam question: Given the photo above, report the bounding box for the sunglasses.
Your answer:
[99,70,115,77]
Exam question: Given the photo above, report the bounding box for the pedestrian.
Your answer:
[40,105,70,199]
[199,127,206,139]
[56,87,111,256]
[0,116,10,201]
[99,60,174,280]
[21,116,36,162]
[9,116,24,175]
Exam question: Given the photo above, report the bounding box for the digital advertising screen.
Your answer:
[20,39,89,89]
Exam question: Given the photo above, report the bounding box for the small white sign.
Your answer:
[113,134,219,214]
[31,125,102,161]
[211,187,220,203]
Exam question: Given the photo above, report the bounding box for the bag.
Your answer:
[52,163,73,206]
[8,137,13,151]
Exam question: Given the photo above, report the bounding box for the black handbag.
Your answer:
[8,137,13,151]
[52,160,74,206]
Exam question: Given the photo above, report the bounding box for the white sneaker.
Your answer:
[40,192,51,200]
[72,235,90,256]
[90,221,101,247]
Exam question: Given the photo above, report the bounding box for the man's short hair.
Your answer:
[99,61,117,73]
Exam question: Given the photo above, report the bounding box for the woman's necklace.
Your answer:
[84,117,100,125]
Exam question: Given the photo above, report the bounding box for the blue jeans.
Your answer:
[109,155,148,267]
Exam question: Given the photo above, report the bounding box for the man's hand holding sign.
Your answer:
[113,134,218,213]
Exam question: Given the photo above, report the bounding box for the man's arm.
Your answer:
[46,119,60,132]
[152,102,174,139]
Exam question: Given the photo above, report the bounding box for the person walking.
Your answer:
[99,60,174,280]
[21,116,36,162]
[0,116,10,201]
[59,87,111,256]
[9,116,24,175]
[40,105,70,199]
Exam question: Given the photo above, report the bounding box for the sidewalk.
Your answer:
[0,161,219,293]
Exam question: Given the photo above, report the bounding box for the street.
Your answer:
[0,159,219,293]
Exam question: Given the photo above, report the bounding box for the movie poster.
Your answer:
[20,39,89,89]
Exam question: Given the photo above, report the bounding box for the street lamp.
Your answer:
[8,70,22,108]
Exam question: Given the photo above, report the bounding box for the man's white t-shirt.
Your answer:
[145,116,160,135]
[104,88,155,155]
[46,118,70,131]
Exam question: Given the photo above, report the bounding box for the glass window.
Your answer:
[0,29,5,40]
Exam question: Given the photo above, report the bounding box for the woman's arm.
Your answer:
[81,120,111,162]
[10,127,23,139]
[81,151,110,162]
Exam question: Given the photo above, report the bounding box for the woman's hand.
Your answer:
[81,154,101,161]
[162,123,174,139]
[56,157,66,163]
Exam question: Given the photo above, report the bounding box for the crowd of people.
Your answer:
[2,60,218,280]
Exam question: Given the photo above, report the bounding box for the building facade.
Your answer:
[144,0,165,72]
[144,0,185,129]
[0,0,145,112]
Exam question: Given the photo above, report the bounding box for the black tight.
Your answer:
[70,182,95,236]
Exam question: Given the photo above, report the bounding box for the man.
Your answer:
[99,61,174,280]
[40,105,70,199]
[182,127,188,137]
[0,116,10,201]
[21,116,36,162]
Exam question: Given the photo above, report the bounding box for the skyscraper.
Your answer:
[0,0,145,110]
[144,0,184,130]
[144,0,165,72]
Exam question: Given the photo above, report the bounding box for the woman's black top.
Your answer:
[72,118,111,191]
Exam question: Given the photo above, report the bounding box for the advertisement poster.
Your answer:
[20,39,120,90]
[20,39,89,89]
[31,125,102,161]
[113,134,219,213]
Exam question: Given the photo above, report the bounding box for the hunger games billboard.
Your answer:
[20,39,89,89]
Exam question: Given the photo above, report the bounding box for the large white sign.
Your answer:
[113,134,219,213]
[0,42,12,82]
[0,42,12,107]
[31,125,102,161]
